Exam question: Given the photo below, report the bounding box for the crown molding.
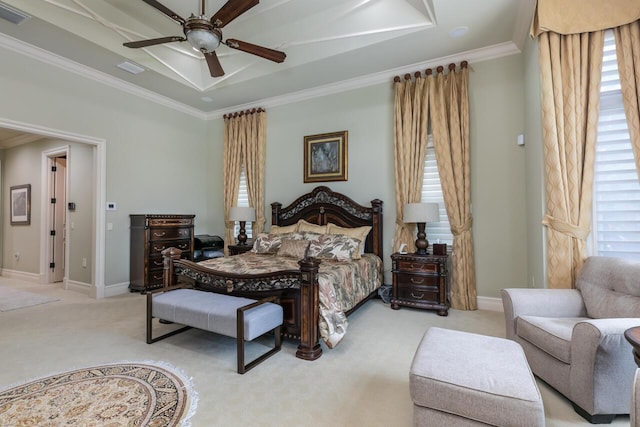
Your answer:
[0,32,521,122]
[0,33,208,120]
[206,41,522,119]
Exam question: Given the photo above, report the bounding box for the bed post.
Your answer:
[162,247,182,290]
[297,257,322,360]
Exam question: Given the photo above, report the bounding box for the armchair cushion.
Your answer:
[577,256,640,319]
[517,316,588,364]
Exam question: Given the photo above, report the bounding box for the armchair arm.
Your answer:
[569,318,640,415]
[501,288,587,340]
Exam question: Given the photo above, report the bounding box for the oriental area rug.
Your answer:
[0,362,197,426]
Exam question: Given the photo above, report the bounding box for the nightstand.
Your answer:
[390,252,449,316]
[228,241,253,256]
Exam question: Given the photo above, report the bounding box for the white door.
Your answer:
[50,157,66,283]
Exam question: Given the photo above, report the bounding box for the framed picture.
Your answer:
[304,131,348,183]
[10,184,31,225]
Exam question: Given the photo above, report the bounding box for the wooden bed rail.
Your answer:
[162,247,323,360]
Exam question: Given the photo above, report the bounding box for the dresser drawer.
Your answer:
[396,260,440,273]
[149,239,191,255]
[148,218,194,227]
[395,272,439,287]
[147,270,165,286]
[149,227,192,241]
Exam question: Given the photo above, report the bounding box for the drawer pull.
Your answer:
[411,292,424,299]
[153,245,166,252]
[177,243,188,249]
[152,274,163,280]
[153,260,163,266]
[179,230,188,236]
[410,277,425,285]
[153,231,166,237]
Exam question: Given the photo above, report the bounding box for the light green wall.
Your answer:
[523,36,546,289]
[0,47,209,287]
[0,42,534,299]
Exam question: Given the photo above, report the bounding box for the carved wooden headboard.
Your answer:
[270,186,383,259]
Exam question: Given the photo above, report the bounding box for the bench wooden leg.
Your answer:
[237,297,283,374]
[146,291,191,344]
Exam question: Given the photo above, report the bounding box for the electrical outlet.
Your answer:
[14,252,19,261]
[82,257,87,268]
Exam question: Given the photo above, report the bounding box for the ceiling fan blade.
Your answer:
[225,39,286,63]
[204,51,225,77]
[123,36,186,48]
[142,0,186,25]
[211,0,259,28]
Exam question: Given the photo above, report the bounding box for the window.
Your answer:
[233,166,253,238]
[422,135,453,245]
[591,31,640,259]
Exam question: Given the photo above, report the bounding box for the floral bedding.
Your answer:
[197,252,382,348]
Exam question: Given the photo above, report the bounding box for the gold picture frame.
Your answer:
[303,131,348,183]
[10,184,31,225]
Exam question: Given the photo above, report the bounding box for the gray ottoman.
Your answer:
[410,327,544,426]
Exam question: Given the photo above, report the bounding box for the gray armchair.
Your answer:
[501,256,640,424]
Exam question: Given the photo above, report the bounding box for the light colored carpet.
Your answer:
[0,286,59,311]
[0,362,196,426]
[0,278,632,426]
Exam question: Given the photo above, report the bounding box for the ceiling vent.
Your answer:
[0,2,30,25]
[117,61,145,75]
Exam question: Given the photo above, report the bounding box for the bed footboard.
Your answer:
[162,247,323,360]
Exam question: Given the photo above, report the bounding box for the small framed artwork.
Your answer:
[10,184,31,225]
[304,130,348,183]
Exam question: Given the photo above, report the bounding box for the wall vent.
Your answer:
[0,2,30,25]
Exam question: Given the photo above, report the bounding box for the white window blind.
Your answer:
[234,166,253,238]
[591,31,640,259]
[422,135,453,245]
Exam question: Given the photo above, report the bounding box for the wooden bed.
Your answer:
[162,186,383,360]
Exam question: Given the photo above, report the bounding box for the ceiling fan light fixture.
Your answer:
[186,27,220,52]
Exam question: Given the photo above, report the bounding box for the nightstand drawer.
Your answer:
[397,286,439,303]
[395,272,439,287]
[397,260,439,273]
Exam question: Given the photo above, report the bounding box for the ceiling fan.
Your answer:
[123,0,286,77]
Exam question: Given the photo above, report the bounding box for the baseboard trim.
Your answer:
[66,280,92,296]
[105,282,130,297]
[477,296,503,312]
[0,269,43,283]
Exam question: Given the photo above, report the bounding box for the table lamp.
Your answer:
[229,206,256,245]
[403,202,439,254]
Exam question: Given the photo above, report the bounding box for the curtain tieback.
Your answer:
[450,216,473,236]
[542,215,590,240]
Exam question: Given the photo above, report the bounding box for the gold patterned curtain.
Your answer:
[537,31,604,288]
[223,108,267,254]
[392,72,429,253]
[429,63,477,310]
[614,21,640,179]
[392,62,476,310]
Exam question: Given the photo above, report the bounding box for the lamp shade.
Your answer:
[229,206,256,222]
[403,203,439,223]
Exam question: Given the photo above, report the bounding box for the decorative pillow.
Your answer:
[297,219,328,234]
[277,239,310,259]
[270,223,298,234]
[326,223,372,259]
[251,233,283,254]
[307,234,361,261]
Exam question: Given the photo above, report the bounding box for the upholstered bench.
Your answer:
[410,327,544,426]
[147,288,283,374]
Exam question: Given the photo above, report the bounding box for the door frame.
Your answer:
[1,117,106,298]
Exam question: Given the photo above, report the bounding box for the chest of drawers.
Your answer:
[391,252,449,316]
[129,214,195,292]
